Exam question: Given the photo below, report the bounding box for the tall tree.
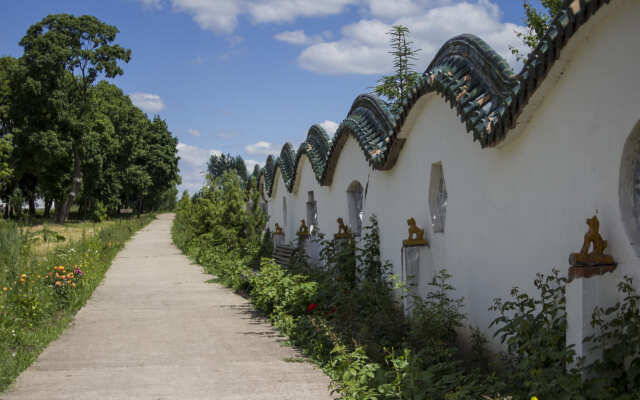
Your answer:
[207,153,248,183]
[19,14,131,222]
[511,0,563,61]
[373,25,421,113]
[0,58,16,194]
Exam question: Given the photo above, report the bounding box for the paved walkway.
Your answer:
[2,214,333,400]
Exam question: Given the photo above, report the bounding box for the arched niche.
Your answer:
[429,162,447,234]
[347,180,364,236]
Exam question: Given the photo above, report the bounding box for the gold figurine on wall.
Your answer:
[403,218,428,246]
[334,217,352,239]
[569,215,615,266]
[274,223,284,235]
[297,219,310,237]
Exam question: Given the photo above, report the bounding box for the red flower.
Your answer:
[307,303,317,313]
[328,307,336,316]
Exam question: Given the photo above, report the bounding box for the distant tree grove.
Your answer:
[0,14,180,222]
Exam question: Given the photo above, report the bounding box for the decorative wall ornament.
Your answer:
[403,218,429,247]
[297,219,311,237]
[334,217,352,239]
[568,215,617,282]
[274,223,284,235]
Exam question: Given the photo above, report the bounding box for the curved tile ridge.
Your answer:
[295,124,332,183]
[261,0,613,196]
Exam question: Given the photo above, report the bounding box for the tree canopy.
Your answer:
[0,14,180,220]
[207,153,248,184]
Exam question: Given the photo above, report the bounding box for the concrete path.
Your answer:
[2,214,334,400]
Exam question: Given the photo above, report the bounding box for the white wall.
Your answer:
[266,0,640,342]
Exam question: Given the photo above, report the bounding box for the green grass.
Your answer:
[0,215,155,392]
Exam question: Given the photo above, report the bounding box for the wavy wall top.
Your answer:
[262,0,613,197]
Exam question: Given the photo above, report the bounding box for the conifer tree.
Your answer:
[373,25,421,113]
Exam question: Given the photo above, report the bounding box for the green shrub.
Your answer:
[586,276,640,398]
[490,269,584,399]
[91,200,108,222]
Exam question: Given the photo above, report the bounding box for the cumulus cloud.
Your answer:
[299,1,526,74]
[245,159,264,172]
[245,141,279,156]
[248,0,358,23]
[319,120,339,136]
[129,92,166,113]
[139,0,357,33]
[187,129,201,137]
[138,0,526,72]
[177,142,221,193]
[274,30,323,46]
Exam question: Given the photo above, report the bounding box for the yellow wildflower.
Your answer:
[71,283,76,288]
[20,274,26,279]
[531,397,539,400]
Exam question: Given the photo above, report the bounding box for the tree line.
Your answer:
[0,14,180,222]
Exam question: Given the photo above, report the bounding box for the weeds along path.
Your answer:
[2,214,333,400]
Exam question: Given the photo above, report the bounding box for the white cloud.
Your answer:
[274,30,323,46]
[140,0,356,33]
[299,1,526,75]
[177,142,221,193]
[248,0,357,23]
[319,120,339,136]
[245,141,279,156]
[187,128,201,137]
[245,159,264,172]
[171,0,243,33]
[129,92,166,113]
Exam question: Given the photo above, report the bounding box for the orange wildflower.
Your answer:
[20,274,27,279]
[2,287,7,292]
[55,281,62,286]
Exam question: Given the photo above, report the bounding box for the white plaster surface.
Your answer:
[265,0,640,345]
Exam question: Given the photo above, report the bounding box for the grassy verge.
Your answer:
[0,215,155,391]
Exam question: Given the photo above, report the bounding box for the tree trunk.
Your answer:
[56,149,82,223]
[28,196,36,216]
[136,196,143,217]
[44,198,52,218]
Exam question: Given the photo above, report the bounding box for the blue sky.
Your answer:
[1,0,537,193]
